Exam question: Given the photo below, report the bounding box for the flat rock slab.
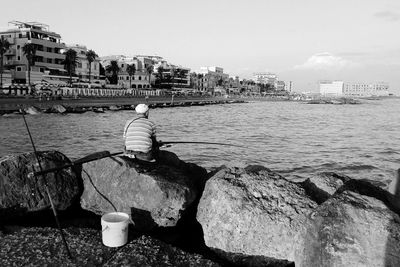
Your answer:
[0,151,80,221]
[0,227,218,266]
[196,165,318,262]
[80,151,207,230]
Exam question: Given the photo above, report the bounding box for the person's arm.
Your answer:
[151,123,159,148]
[123,120,130,139]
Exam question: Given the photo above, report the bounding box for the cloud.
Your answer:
[374,11,400,21]
[294,52,358,70]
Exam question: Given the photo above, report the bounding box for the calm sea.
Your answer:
[1,99,399,184]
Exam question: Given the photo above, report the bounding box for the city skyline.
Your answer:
[1,0,399,94]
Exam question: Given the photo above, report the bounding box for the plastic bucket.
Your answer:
[101,212,130,247]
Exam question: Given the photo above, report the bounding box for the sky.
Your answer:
[1,0,399,93]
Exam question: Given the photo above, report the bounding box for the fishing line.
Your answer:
[83,169,118,213]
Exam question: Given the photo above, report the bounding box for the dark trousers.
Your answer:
[125,150,157,162]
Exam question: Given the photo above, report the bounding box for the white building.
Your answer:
[319,80,390,97]
[101,55,152,89]
[343,82,389,97]
[0,21,66,86]
[253,72,278,87]
[66,44,101,83]
[319,81,344,96]
[197,66,229,94]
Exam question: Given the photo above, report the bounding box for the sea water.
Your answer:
[1,98,399,183]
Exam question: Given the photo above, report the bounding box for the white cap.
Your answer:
[135,104,149,114]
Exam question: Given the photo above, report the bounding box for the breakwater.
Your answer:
[0,96,245,115]
[1,150,399,266]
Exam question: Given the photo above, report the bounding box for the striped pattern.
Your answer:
[123,117,156,153]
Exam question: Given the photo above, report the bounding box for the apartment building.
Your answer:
[343,82,389,97]
[319,81,344,96]
[67,44,100,83]
[101,55,152,89]
[253,72,278,88]
[0,21,66,84]
[319,80,389,97]
[197,66,229,94]
[153,61,190,89]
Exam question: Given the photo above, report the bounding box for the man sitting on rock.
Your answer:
[123,103,159,162]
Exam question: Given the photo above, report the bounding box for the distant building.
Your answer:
[319,80,389,97]
[154,61,190,89]
[253,72,277,88]
[319,81,344,96]
[0,21,66,86]
[343,82,389,97]
[66,44,101,83]
[276,80,286,91]
[197,66,229,94]
[101,55,152,89]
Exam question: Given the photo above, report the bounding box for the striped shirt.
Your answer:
[123,116,157,153]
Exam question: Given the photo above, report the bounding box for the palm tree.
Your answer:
[156,66,164,87]
[22,43,37,86]
[85,49,98,84]
[63,49,78,86]
[126,64,136,88]
[0,36,11,88]
[106,60,120,84]
[146,65,153,88]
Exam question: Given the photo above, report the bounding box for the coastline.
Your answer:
[0,96,246,114]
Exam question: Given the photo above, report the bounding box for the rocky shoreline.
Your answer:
[0,96,246,115]
[1,151,399,266]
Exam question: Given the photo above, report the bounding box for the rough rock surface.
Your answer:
[0,151,81,221]
[300,172,351,204]
[80,151,207,230]
[196,165,318,262]
[23,105,41,115]
[298,188,400,267]
[50,104,67,113]
[0,227,218,266]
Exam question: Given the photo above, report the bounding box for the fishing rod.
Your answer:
[22,113,73,260]
[158,141,245,148]
[35,141,241,176]
[34,151,123,176]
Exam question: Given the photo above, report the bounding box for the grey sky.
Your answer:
[1,0,399,93]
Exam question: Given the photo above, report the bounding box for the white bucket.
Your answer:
[101,212,130,247]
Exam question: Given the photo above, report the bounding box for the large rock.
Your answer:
[299,186,400,267]
[0,227,218,266]
[0,151,81,221]
[50,104,67,113]
[196,165,318,262]
[80,151,207,230]
[300,172,351,204]
[23,105,41,115]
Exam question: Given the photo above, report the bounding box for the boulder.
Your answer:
[0,151,81,221]
[23,106,41,115]
[300,172,351,204]
[80,151,208,230]
[298,187,400,267]
[67,106,86,114]
[51,104,67,113]
[94,107,104,113]
[108,105,120,111]
[196,165,318,262]
[0,227,218,266]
